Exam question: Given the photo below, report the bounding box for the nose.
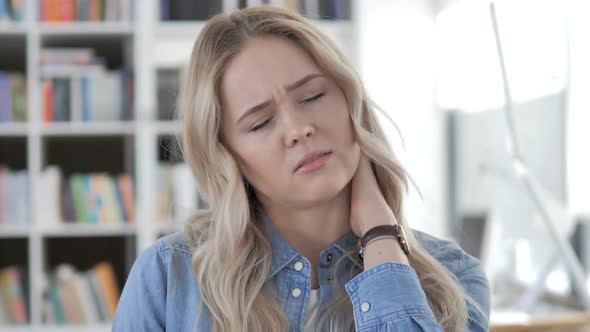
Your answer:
[282,105,316,147]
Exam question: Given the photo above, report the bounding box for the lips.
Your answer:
[294,150,332,172]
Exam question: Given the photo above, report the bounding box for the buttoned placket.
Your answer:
[291,260,305,299]
[319,250,336,284]
[284,249,342,332]
[281,257,310,332]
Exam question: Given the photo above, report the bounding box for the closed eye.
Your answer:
[249,117,273,132]
[301,92,325,104]
[249,92,325,133]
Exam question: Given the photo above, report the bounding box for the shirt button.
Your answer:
[291,288,302,298]
[361,302,371,312]
[294,261,304,272]
[326,253,333,262]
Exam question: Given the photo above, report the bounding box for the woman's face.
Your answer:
[220,36,360,209]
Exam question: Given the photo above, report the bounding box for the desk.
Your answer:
[491,312,590,332]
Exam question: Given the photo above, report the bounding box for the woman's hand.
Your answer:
[349,152,398,238]
[350,152,409,268]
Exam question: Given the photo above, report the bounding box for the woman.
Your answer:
[113,6,490,332]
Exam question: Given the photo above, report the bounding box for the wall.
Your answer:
[356,0,448,237]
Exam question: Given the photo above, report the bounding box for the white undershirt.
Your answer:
[303,288,320,331]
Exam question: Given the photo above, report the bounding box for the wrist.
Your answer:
[359,218,397,237]
[357,224,412,260]
[362,237,410,269]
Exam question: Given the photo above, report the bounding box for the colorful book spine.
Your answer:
[0,166,6,223]
[41,72,134,123]
[0,0,9,21]
[94,262,119,320]
[0,166,30,224]
[0,72,12,122]
[43,80,55,123]
[47,281,66,324]
[117,174,135,223]
[40,0,130,22]
[0,267,29,323]
[10,74,26,121]
[70,175,90,222]
[43,262,121,323]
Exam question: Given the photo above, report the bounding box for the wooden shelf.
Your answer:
[0,123,28,136]
[0,323,112,332]
[41,122,135,136]
[154,120,182,135]
[39,22,133,36]
[0,224,31,238]
[156,21,207,39]
[0,23,27,35]
[39,223,137,237]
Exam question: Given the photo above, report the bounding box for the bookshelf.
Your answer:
[0,0,357,330]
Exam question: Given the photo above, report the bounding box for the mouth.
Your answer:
[294,151,332,174]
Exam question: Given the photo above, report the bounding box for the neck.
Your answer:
[258,185,352,288]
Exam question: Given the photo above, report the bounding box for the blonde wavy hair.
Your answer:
[176,5,471,332]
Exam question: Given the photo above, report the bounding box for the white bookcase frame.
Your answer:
[0,0,357,330]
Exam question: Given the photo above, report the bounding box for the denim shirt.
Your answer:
[113,214,491,331]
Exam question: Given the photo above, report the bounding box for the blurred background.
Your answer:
[0,0,588,331]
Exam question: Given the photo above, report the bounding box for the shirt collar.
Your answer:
[259,209,363,281]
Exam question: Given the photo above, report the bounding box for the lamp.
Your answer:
[488,1,590,310]
[437,0,589,311]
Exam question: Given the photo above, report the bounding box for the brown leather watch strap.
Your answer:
[359,224,412,257]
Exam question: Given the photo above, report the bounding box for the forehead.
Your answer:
[220,36,321,112]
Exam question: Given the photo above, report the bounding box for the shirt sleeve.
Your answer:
[112,243,167,331]
[344,262,443,331]
[344,260,491,332]
[458,252,492,331]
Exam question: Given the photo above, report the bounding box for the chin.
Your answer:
[295,175,348,206]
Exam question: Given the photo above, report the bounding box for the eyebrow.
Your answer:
[236,73,324,125]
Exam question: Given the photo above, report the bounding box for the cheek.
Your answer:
[329,100,356,143]
[325,91,354,136]
[233,141,279,185]
[333,106,360,173]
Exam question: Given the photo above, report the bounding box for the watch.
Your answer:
[357,224,412,259]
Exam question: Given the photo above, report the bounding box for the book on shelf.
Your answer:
[40,166,135,225]
[40,48,134,123]
[307,0,351,20]
[240,0,270,9]
[42,261,119,324]
[40,48,97,66]
[0,0,24,22]
[0,72,27,123]
[0,166,29,225]
[0,265,29,325]
[270,0,299,12]
[156,162,199,225]
[156,68,180,121]
[236,0,351,20]
[160,0,222,21]
[235,0,296,13]
[39,0,132,22]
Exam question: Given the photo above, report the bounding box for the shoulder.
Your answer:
[122,231,193,286]
[413,229,491,329]
[113,232,198,330]
[413,229,479,276]
[156,231,194,256]
[131,231,192,267]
